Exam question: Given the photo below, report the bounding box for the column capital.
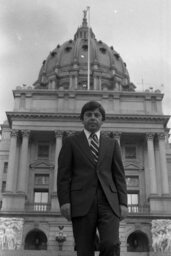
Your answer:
[157,132,165,140]
[113,131,122,140]
[54,130,63,138]
[10,129,19,137]
[101,131,111,137]
[21,129,30,137]
[146,133,155,140]
[66,130,75,137]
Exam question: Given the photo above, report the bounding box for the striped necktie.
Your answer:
[90,133,99,162]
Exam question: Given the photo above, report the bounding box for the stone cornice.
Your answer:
[12,88,164,99]
[6,111,170,127]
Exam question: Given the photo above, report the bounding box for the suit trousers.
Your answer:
[72,183,120,256]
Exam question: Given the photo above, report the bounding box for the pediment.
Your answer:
[30,160,54,169]
[123,161,143,170]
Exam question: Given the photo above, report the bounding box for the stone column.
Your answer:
[48,75,56,89]
[51,130,63,211]
[6,129,19,192]
[51,79,56,90]
[158,133,169,194]
[69,75,73,89]
[99,76,102,90]
[53,131,63,192]
[146,133,157,194]
[113,132,121,145]
[93,76,98,90]
[0,161,3,196]
[74,75,78,89]
[17,130,30,193]
[115,81,120,90]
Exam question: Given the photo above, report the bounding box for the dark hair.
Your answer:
[80,101,106,121]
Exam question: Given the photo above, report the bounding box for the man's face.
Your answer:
[82,108,103,133]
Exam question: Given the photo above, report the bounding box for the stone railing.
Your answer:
[128,204,150,214]
[25,203,51,212]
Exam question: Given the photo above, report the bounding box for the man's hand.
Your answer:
[60,203,71,221]
[120,205,128,220]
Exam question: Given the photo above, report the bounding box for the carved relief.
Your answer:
[0,217,24,250]
[152,219,171,252]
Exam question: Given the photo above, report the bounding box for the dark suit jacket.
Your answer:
[57,131,127,218]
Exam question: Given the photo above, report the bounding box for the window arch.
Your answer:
[24,229,47,250]
[127,231,149,252]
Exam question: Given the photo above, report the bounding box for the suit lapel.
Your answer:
[77,131,96,166]
[98,134,107,165]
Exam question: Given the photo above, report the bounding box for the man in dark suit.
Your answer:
[57,101,127,256]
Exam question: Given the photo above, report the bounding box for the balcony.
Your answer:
[25,203,51,212]
[128,204,150,214]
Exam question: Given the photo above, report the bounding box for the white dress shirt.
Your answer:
[84,129,100,146]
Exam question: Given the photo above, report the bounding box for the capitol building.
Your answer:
[0,11,171,256]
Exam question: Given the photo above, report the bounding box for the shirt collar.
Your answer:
[84,129,100,140]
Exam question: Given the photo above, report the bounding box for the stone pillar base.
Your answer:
[149,195,171,213]
[51,192,60,212]
[1,192,26,211]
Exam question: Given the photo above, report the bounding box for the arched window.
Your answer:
[127,231,149,252]
[24,229,47,250]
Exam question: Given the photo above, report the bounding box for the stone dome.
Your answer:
[34,12,135,91]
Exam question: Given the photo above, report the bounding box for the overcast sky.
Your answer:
[0,0,171,129]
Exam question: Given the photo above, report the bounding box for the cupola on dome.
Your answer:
[34,10,135,92]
